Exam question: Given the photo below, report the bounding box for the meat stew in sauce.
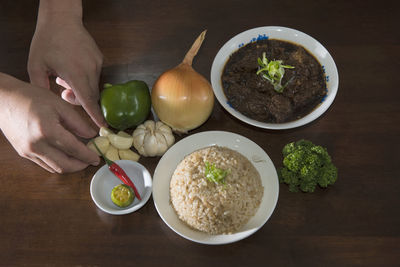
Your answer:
[221,39,327,123]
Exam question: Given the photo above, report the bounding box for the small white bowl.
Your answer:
[90,160,152,215]
[210,26,339,130]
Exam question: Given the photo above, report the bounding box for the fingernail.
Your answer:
[91,160,100,166]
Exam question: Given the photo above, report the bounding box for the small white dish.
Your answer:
[210,26,339,130]
[90,160,152,215]
[152,131,279,245]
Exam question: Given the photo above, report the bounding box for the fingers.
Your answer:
[57,101,97,139]
[61,89,80,105]
[28,125,100,174]
[50,122,100,166]
[66,73,107,128]
[24,103,100,174]
[37,144,91,174]
[56,77,80,105]
[29,156,55,173]
[56,77,71,89]
[24,139,94,174]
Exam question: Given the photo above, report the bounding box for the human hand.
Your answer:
[0,74,100,173]
[28,0,106,128]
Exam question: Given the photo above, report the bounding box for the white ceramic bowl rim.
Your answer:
[210,26,339,130]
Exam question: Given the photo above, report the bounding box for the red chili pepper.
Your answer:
[92,141,142,200]
[108,163,141,200]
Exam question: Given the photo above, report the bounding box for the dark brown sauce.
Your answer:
[221,39,327,123]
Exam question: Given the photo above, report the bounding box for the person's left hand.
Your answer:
[28,12,106,128]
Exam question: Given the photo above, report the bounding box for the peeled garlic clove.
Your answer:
[87,136,110,155]
[105,145,119,161]
[117,131,131,138]
[119,149,140,161]
[108,133,133,150]
[99,127,114,137]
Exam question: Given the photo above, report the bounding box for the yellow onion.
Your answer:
[151,30,214,133]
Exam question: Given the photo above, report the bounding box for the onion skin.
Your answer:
[152,64,214,133]
[151,31,214,133]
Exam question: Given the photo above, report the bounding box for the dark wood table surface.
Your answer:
[1,0,399,266]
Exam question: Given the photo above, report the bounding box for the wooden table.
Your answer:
[1,0,399,266]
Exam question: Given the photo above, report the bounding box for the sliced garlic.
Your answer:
[132,120,175,157]
[87,136,110,155]
[108,133,133,150]
[105,145,119,161]
[119,149,140,162]
[99,127,114,137]
[117,131,131,138]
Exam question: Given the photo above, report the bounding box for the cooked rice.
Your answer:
[170,146,263,234]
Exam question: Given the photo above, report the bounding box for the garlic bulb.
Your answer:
[132,120,175,157]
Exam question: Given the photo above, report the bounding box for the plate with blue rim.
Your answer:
[210,26,339,130]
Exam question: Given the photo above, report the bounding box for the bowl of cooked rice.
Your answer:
[152,131,279,244]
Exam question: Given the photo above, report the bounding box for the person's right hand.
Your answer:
[27,0,106,128]
[0,74,100,173]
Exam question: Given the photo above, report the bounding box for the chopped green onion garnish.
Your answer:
[257,52,295,93]
[205,161,228,184]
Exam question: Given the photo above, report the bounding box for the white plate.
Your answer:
[152,131,279,244]
[90,160,152,215]
[210,26,339,130]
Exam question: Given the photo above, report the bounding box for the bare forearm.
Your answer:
[0,72,17,99]
[0,73,29,132]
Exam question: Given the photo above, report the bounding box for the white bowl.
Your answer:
[210,26,339,130]
[153,131,279,245]
[90,160,152,215]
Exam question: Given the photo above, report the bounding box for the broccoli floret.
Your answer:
[311,145,331,163]
[282,142,296,157]
[299,180,317,193]
[283,149,305,172]
[279,168,300,192]
[279,139,338,193]
[295,139,314,149]
[318,163,338,187]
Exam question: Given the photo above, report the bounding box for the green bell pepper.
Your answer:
[100,80,151,130]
